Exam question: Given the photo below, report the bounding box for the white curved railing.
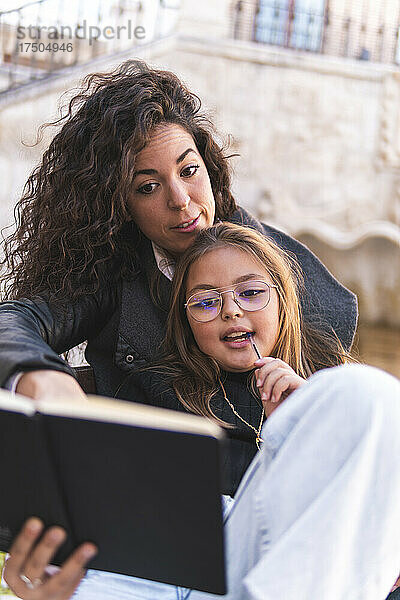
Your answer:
[289,219,400,250]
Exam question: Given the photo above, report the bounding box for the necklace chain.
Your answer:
[218,378,265,451]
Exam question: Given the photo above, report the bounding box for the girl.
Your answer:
[162,220,352,418]
[114,221,354,498]
[5,224,400,600]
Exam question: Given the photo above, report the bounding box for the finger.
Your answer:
[254,357,282,379]
[255,360,280,388]
[63,567,89,599]
[254,357,288,368]
[43,543,97,599]
[254,357,275,369]
[255,359,292,389]
[260,368,289,401]
[23,526,66,584]
[270,375,294,403]
[270,374,306,402]
[4,518,44,593]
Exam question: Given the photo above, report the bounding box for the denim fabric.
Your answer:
[73,365,400,600]
[72,571,184,600]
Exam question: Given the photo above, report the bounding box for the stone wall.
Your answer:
[157,36,400,325]
[1,5,399,326]
[159,37,399,231]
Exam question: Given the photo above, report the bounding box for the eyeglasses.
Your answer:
[184,280,278,323]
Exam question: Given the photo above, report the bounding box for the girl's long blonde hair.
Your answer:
[157,223,353,425]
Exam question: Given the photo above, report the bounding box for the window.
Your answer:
[254,0,326,52]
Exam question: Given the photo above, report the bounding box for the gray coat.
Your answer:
[0,207,358,397]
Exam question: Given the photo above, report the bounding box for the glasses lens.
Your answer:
[187,291,221,322]
[234,281,271,311]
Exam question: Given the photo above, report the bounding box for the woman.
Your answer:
[4,224,400,600]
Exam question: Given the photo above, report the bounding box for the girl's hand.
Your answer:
[254,357,306,417]
[3,518,97,599]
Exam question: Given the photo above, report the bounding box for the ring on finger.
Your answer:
[20,573,43,589]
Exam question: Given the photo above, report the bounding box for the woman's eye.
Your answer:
[137,182,158,195]
[181,164,200,178]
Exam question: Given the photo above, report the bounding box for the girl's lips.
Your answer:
[223,337,252,350]
[172,215,200,233]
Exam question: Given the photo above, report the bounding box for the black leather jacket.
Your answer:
[0,207,358,397]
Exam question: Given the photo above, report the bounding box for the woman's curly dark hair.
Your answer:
[1,60,237,302]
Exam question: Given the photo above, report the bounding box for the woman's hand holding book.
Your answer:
[3,518,97,599]
[16,371,87,403]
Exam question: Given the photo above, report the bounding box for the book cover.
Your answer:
[0,390,226,594]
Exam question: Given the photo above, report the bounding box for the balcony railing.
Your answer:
[232,0,400,65]
[0,0,180,95]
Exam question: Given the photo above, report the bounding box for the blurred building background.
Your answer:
[0,0,399,376]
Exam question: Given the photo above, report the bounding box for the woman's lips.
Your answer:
[172,215,200,233]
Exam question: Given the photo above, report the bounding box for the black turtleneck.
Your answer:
[117,369,264,497]
[210,370,264,496]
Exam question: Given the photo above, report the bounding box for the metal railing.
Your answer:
[0,0,180,95]
[232,0,400,65]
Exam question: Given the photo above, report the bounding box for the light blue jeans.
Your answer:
[73,365,400,600]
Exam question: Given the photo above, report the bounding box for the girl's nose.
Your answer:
[167,182,190,211]
[221,292,244,320]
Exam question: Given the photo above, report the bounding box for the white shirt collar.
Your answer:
[151,242,175,281]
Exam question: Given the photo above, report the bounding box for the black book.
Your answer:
[0,390,226,594]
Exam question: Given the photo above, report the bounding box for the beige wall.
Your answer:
[1,6,399,326]
[157,37,400,230]
[157,36,400,324]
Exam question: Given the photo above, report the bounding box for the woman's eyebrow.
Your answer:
[176,148,197,163]
[133,148,197,180]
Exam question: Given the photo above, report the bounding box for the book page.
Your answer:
[38,395,224,439]
[0,389,35,416]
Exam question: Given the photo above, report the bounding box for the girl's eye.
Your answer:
[137,182,159,195]
[193,297,219,309]
[239,289,266,298]
[181,164,200,178]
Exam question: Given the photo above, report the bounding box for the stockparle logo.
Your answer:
[17,20,146,46]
